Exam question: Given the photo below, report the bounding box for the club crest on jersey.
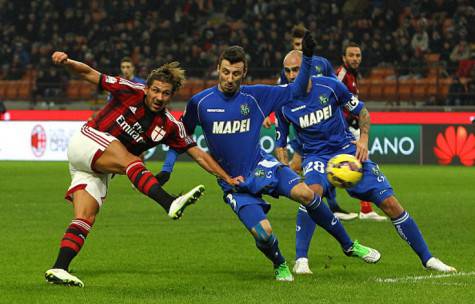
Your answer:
[254,168,265,177]
[319,95,329,105]
[240,104,250,116]
[151,125,166,142]
[315,65,323,76]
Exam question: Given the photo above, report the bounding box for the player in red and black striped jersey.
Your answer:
[45,51,244,287]
[336,43,387,221]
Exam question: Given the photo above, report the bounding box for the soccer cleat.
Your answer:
[425,257,457,272]
[334,211,358,221]
[293,257,313,274]
[344,240,381,263]
[275,261,294,281]
[359,211,388,221]
[45,268,84,287]
[168,185,205,219]
[331,206,358,221]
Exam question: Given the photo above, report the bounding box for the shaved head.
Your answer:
[283,50,303,83]
[283,50,303,66]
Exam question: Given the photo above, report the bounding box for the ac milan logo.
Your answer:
[151,125,166,142]
[433,126,475,166]
[31,124,47,157]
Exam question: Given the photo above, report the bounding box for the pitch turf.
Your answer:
[1,161,474,304]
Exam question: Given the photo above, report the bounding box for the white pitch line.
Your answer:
[375,271,475,283]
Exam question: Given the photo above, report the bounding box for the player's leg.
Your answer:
[294,205,316,274]
[45,174,102,288]
[379,196,455,272]
[277,165,380,263]
[224,193,293,281]
[348,160,455,272]
[95,140,203,219]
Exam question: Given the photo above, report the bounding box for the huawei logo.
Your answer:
[433,126,475,166]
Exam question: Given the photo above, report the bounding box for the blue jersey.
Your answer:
[278,55,336,84]
[275,76,364,156]
[182,56,312,179]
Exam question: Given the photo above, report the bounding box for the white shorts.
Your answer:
[65,125,118,207]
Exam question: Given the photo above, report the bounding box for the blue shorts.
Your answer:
[223,193,269,230]
[232,154,302,198]
[221,154,302,225]
[302,145,394,206]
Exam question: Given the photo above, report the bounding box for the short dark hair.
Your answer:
[343,42,361,56]
[146,61,185,94]
[120,57,133,65]
[291,24,307,39]
[218,46,247,70]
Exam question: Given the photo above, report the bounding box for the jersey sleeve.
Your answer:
[161,148,178,173]
[335,80,364,115]
[248,55,312,115]
[163,117,196,153]
[182,97,199,134]
[275,109,290,148]
[99,74,145,98]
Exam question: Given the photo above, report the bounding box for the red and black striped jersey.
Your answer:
[336,65,360,129]
[86,74,195,155]
[336,65,359,96]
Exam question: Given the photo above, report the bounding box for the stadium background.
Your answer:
[1,1,475,303]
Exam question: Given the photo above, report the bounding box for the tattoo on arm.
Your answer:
[359,107,370,136]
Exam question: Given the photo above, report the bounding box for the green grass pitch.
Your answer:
[1,161,474,303]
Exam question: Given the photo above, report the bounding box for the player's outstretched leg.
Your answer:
[381,196,456,272]
[294,206,316,274]
[126,160,204,219]
[291,183,381,264]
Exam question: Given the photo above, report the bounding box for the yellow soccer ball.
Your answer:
[326,154,363,188]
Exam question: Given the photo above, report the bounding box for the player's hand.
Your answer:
[352,137,369,162]
[302,31,316,57]
[262,117,273,128]
[227,176,244,186]
[51,51,69,65]
[155,171,171,186]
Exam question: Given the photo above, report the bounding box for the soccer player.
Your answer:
[45,51,242,287]
[335,42,386,221]
[177,33,381,282]
[275,25,358,221]
[275,50,456,274]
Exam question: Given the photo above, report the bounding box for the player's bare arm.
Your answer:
[51,51,100,84]
[187,146,243,186]
[354,107,370,162]
[274,147,289,165]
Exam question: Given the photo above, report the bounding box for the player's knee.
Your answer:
[291,183,315,205]
[379,196,404,218]
[252,221,273,243]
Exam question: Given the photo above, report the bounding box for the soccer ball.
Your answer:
[326,154,363,188]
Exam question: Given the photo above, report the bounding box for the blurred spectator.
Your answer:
[0,0,473,82]
[446,76,466,106]
[450,40,472,64]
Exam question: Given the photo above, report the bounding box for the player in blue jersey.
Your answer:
[275,50,456,273]
[177,34,381,281]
